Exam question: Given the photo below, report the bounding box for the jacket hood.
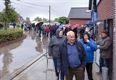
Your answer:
[56,29,62,37]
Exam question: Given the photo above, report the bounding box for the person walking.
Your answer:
[48,29,65,80]
[97,30,112,80]
[12,22,16,28]
[36,22,43,37]
[59,31,86,80]
[80,32,97,80]
[44,25,50,37]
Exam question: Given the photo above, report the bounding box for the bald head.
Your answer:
[66,31,76,44]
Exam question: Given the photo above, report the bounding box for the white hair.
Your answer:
[66,31,75,36]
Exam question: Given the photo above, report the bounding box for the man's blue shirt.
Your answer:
[67,43,81,68]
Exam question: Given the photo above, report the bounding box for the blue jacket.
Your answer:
[59,40,86,75]
[80,39,97,63]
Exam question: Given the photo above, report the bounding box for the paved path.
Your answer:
[12,55,100,80]
[12,56,56,80]
[0,31,100,80]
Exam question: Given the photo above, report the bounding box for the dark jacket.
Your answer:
[48,29,65,58]
[97,36,112,58]
[59,40,86,75]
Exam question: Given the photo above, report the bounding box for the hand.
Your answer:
[86,40,89,42]
[48,56,52,59]
[97,45,100,49]
[79,67,84,71]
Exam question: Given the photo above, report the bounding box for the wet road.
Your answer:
[12,56,56,80]
[0,31,100,80]
[0,31,49,80]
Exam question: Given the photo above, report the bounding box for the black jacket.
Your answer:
[59,40,86,75]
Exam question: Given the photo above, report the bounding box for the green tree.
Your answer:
[34,17,42,22]
[4,0,18,22]
[1,0,19,29]
[54,18,59,22]
[5,8,18,22]
[0,12,4,22]
[42,18,48,23]
[54,16,69,24]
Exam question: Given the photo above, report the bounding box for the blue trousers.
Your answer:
[100,58,110,72]
[99,57,112,80]
[53,58,64,80]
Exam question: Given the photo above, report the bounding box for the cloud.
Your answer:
[0,0,89,20]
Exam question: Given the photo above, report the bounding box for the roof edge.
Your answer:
[69,18,91,20]
[70,7,88,9]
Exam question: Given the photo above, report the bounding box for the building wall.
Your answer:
[98,0,115,20]
[97,0,115,36]
[97,0,115,80]
[69,19,90,26]
[113,0,116,80]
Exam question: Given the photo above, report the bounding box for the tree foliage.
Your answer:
[54,16,69,24]
[34,17,49,23]
[54,18,59,22]
[34,17,42,22]
[0,12,4,22]
[42,18,48,23]
[0,0,19,23]
[5,8,18,22]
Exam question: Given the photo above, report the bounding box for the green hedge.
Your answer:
[0,28,23,42]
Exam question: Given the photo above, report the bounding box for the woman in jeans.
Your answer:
[97,30,112,80]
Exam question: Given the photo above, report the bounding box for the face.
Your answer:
[67,34,75,44]
[84,34,89,41]
[59,31,63,37]
[101,32,106,38]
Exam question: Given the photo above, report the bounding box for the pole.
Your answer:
[92,0,97,38]
[48,5,51,38]
[49,5,51,26]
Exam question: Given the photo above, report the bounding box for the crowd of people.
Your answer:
[48,23,112,80]
[21,22,86,38]
[21,21,112,80]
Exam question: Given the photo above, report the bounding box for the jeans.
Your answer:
[100,58,109,72]
[99,57,112,80]
[53,58,64,80]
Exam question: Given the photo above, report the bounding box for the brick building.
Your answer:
[97,0,115,80]
[68,7,91,27]
[97,0,115,39]
[89,0,115,80]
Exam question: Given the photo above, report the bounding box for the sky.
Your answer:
[0,0,89,21]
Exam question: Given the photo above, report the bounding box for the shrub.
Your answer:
[0,28,23,43]
[16,24,21,28]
